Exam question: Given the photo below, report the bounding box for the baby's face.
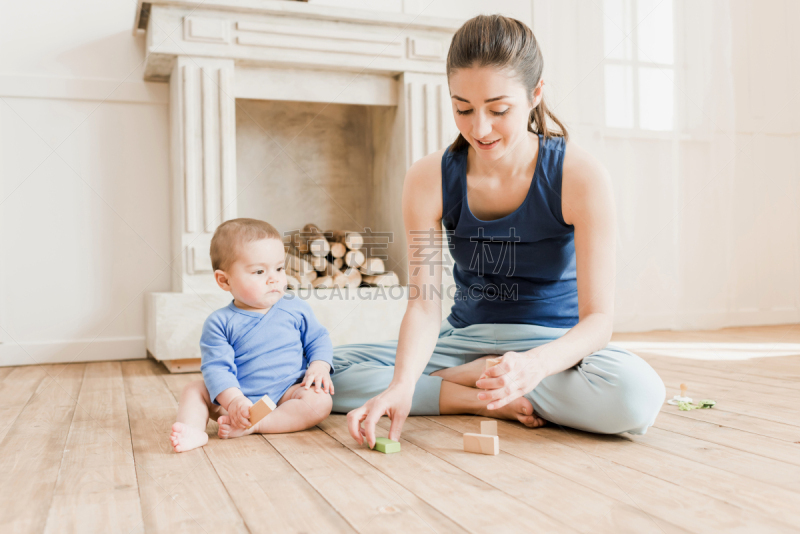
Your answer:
[224,238,287,312]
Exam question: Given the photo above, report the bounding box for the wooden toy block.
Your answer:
[374,437,401,454]
[463,433,499,455]
[248,394,277,429]
[480,420,498,436]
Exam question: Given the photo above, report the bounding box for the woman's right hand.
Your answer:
[347,382,415,448]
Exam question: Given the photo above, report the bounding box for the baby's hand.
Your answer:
[227,395,254,429]
[301,361,334,394]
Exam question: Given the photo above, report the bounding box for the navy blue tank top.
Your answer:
[441,134,579,329]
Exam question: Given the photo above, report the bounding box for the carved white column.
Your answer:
[403,72,458,167]
[399,72,459,309]
[169,56,237,293]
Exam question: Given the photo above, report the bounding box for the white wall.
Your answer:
[307,0,531,21]
[0,0,531,365]
[0,0,171,365]
[533,0,800,331]
[726,0,800,324]
[3,0,793,367]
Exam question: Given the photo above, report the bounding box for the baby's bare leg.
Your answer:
[170,379,222,452]
[258,386,332,433]
[431,355,497,387]
[218,384,332,438]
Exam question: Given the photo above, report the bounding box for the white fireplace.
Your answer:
[136,0,459,365]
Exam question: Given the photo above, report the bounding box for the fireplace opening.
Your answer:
[235,97,406,282]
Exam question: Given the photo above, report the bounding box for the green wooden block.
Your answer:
[374,437,401,454]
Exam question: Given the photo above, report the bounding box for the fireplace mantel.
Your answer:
[136,0,459,364]
[134,0,460,81]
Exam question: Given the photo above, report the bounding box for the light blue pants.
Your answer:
[331,319,666,435]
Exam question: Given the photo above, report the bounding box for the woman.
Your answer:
[330,14,665,448]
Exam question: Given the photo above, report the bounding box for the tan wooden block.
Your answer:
[249,394,277,429]
[480,420,498,436]
[463,433,499,455]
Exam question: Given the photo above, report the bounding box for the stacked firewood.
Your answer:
[284,223,400,290]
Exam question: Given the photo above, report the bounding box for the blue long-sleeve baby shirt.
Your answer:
[200,294,334,405]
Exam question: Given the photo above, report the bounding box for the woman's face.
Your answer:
[449,66,542,161]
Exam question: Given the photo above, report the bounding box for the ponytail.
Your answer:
[529,95,568,141]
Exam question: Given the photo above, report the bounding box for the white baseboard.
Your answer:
[0,337,147,367]
[614,307,800,333]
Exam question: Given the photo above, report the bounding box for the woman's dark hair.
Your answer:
[446,14,568,152]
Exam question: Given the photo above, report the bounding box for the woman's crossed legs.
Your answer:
[331,320,665,435]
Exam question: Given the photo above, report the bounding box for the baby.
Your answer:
[170,218,334,453]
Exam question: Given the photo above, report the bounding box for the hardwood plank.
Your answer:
[0,364,53,445]
[644,354,800,384]
[161,373,355,534]
[397,416,687,534]
[612,324,800,344]
[212,434,356,534]
[432,415,791,534]
[0,367,14,382]
[655,402,800,443]
[43,362,143,533]
[648,356,800,392]
[653,412,800,466]
[568,452,798,534]
[654,363,800,401]
[656,370,798,412]
[629,426,800,493]
[534,424,800,528]
[266,426,472,533]
[318,415,572,533]
[121,360,246,533]
[0,363,85,533]
[656,376,800,428]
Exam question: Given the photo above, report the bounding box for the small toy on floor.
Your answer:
[678,399,716,411]
[248,394,277,429]
[463,433,499,455]
[667,383,692,405]
[480,420,498,436]
[666,384,716,410]
[463,359,504,456]
[373,437,401,454]
[462,419,500,455]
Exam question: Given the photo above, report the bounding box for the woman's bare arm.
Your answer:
[346,149,445,447]
[526,141,617,374]
[475,141,619,409]
[390,151,446,386]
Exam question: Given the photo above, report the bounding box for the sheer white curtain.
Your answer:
[529,0,795,332]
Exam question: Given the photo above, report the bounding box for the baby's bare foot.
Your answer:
[482,396,547,429]
[170,422,209,453]
[217,415,255,439]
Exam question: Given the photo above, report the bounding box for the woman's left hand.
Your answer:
[474,351,547,410]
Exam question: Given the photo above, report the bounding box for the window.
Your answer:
[603,0,675,131]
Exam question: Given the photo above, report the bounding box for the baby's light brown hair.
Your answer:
[210,218,282,272]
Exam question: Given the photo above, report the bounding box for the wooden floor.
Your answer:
[1,324,799,533]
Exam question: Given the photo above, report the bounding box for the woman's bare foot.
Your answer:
[217,415,257,439]
[170,422,209,452]
[432,355,496,387]
[480,396,547,429]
